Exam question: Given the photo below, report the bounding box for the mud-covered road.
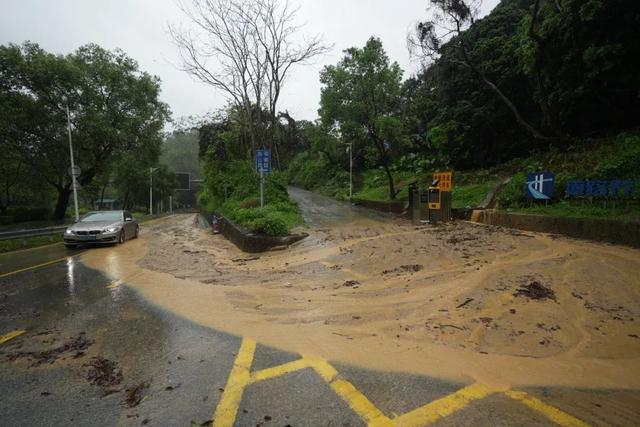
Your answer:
[2,189,640,426]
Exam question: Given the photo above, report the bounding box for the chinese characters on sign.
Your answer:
[525,172,555,200]
[255,149,271,174]
[565,179,634,198]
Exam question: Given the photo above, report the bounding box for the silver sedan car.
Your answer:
[63,210,139,249]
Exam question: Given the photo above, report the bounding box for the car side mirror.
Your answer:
[125,217,133,222]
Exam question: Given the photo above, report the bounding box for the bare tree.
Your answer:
[408,0,553,141]
[170,0,330,167]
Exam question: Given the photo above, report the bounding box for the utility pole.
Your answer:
[66,105,80,222]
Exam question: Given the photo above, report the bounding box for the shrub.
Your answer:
[496,172,527,208]
[7,206,51,222]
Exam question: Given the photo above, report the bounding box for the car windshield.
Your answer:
[81,212,122,222]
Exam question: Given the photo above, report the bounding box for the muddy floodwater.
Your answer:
[82,209,640,390]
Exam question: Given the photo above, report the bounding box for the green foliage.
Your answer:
[407,0,640,170]
[222,200,301,236]
[6,206,51,222]
[319,37,406,199]
[1,42,169,218]
[494,131,640,210]
[593,134,640,179]
[197,121,301,236]
[496,172,527,208]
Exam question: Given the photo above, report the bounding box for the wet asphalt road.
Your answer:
[1,202,639,426]
[287,187,389,227]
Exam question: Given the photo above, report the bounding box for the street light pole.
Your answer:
[343,142,353,200]
[348,142,353,200]
[66,105,80,222]
[149,167,159,215]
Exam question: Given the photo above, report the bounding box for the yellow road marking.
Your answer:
[392,383,500,426]
[308,357,393,426]
[0,329,26,344]
[331,378,393,426]
[305,355,339,382]
[0,257,71,279]
[249,358,309,383]
[213,339,590,427]
[504,390,590,427]
[106,280,122,289]
[213,338,256,427]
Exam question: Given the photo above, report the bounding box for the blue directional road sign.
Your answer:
[525,172,555,200]
[255,149,271,174]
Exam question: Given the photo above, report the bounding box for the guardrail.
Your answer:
[0,225,67,241]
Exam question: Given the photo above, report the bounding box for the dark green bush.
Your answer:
[7,206,51,222]
[496,173,526,208]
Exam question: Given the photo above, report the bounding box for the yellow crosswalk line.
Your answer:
[504,390,590,427]
[213,338,256,427]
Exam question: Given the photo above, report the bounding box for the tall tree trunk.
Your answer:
[383,161,397,200]
[53,186,72,220]
[99,182,107,209]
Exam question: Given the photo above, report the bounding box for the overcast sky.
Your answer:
[1,0,499,124]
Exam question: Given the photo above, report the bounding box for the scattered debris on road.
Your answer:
[5,334,93,366]
[84,356,123,388]
[125,381,148,407]
[514,280,556,301]
[382,264,423,275]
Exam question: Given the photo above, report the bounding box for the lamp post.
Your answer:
[66,105,80,222]
[343,142,353,200]
[149,167,159,215]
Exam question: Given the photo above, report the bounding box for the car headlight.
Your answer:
[65,229,73,235]
[104,226,119,233]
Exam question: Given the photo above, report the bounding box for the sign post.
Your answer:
[255,149,271,208]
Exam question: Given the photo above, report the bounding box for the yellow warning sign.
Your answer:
[433,171,452,191]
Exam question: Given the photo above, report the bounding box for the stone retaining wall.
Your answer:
[472,210,640,248]
[214,215,307,253]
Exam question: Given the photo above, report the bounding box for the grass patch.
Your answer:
[452,182,495,208]
[512,201,640,221]
[0,235,63,253]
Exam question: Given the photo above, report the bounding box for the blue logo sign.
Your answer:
[255,149,271,174]
[525,172,555,200]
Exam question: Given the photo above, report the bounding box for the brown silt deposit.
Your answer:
[81,213,640,389]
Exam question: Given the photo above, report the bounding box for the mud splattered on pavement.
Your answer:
[84,356,123,388]
[125,381,148,407]
[81,213,640,389]
[4,334,93,366]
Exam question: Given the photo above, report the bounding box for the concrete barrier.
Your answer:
[207,214,308,253]
[471,210,640,248]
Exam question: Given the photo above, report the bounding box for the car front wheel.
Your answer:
[134,225,139,238]
[118,230,125,244]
